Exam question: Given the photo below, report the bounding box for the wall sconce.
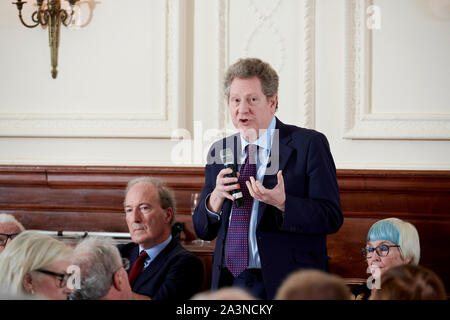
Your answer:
[12,0,79,79]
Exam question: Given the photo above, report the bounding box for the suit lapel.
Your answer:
[257,118,293,224]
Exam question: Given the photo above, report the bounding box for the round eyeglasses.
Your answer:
[361,244,400,259]
[0,233,20,247]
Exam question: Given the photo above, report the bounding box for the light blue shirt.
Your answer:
[206,116,277,268]
[138,235,172,269]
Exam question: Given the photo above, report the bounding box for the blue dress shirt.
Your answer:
[138,235,173,269]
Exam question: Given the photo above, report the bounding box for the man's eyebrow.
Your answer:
[139,202,152,207]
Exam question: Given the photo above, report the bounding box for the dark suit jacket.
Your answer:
[118,238,204,300]
[192,117,343,299]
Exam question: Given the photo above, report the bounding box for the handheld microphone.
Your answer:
[220,148,244,208]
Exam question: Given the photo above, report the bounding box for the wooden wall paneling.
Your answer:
[1,166,449,294]
[9,209,129,233]
[327,217,370,279]
[183,241,216,291]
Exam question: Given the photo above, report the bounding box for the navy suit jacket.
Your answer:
[118,238,204,300]
[192,117,343,299]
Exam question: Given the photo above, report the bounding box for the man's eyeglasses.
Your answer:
[0,233,20,246]
[361,244,400,259]
[36,269,71,288]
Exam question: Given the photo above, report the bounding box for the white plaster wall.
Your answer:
[317,0,450,169]
[0,0,449,169]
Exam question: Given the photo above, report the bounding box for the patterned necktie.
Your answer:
[226,144,257,277]
[128,250,148,286]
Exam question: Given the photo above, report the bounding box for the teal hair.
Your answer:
[367,219,400,245]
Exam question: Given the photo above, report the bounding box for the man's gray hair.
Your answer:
[224,58,279,109]
[124,176,176,224]
[0,213,25,231]
[70,237,123,300]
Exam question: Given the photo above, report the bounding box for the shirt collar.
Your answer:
[139,235,172,260]
[240,116,276,157]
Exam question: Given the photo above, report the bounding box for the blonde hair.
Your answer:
[191,287,256,300]
[0,213,25,232]
[275,269,351,300]
[0,231,73,296]
[367,218,421,265]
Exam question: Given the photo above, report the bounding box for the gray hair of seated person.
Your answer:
[0,213,25,231]
[70,237,123,300]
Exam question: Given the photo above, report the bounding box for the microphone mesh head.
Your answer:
[219,148,233,165]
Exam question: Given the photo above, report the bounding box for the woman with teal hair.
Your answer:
[352,217,420,299]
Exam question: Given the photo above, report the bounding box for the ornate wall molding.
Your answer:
[0,0,184,138]
[303,0,316,129]
[244,0,286,72]
[344,0,450,140]
[216,0,230,131]
[219,0,316,130]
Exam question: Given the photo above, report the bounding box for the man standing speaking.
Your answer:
[193,58,343,299]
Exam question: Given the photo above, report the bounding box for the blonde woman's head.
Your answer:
[0,231,73,300]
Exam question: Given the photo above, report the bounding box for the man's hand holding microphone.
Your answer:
[207,148,286,214]
[207,149,244,213]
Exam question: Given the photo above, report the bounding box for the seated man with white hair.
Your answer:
[70,237,133,300]
[0,213,25,253]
